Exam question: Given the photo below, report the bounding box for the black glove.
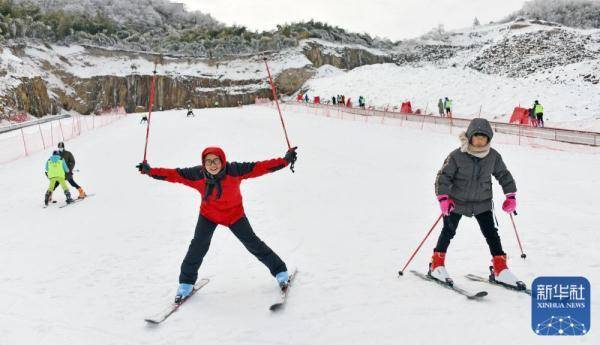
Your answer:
[136,161,151,174]
[284,147,298,164]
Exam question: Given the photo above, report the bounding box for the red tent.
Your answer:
[400,101,412,114]
[509,107,530,125]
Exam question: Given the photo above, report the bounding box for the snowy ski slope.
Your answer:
[0,105,598,344]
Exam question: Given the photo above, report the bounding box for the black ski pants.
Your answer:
[179,214,287,284]
[434,210,505,256]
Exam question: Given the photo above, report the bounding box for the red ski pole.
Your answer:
[264,57,297,172]
[263,57,291,150]
[510,212,527,259]
[142,63,158,163]
[398,214,443,276]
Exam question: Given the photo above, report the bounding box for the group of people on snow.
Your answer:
[330,94,355,107]
[43,102,526,304]
[132,115,524,303]
[528,100,544,127]
[299,93,549,130]
[44,141,87,206]
[437,97,453,118]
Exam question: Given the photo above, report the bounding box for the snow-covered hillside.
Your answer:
[0,105,598,344]
[303,62,600,130]
[2,18,599,130]
[301,21,600,130]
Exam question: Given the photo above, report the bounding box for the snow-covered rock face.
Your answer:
[297,20,600,130]
[468,27,599,77]
[0,43,313,116]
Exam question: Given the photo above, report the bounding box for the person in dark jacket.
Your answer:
[438,99,445,117]
[431,118,525,289]
[186,104,194,117]
[137,146,298,303]
[51,142,86,200]
[45,150,73,205]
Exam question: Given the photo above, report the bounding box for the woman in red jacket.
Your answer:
[137,146,297,303]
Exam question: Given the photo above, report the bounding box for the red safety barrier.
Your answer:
[510,107,531,125]
[400,101,413,114]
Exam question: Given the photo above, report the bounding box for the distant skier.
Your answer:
[50,142,86,200]
[304,94,309,103]
[44,150,73,206]
[136,146,298,303]
[533,100,544,127]
[186,104,195,117]
[431,118,525,289]
[527,107,537,127]
[438,99,445,117]
[444,97,453,117]
[140,115,148,124]
[332,96,336,105]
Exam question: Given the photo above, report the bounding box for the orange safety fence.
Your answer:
[0,107,127,164]
[257,101,600,153]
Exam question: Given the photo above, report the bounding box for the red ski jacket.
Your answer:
[148,147,288,225]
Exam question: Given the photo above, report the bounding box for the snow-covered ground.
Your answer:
[0,105,598,344]
[302,63,600,131]
[301,22,600,131]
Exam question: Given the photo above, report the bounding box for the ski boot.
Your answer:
[77,187,87,199]
[174,283,194,304]
[275,271,290,291]
[489,255,526,290]
[65,190,74,204]
[44,191,52,206]
[428,251,453,286]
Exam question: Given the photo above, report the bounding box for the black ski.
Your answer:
[465,274,531,295]
[410,270,487,300]
[59,193,95,208]
[270,269,298,312]
[145,278,210,324]
[42,200,58,208]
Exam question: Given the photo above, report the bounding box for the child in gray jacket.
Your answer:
[431,118,525,290]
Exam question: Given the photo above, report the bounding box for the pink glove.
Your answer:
[437,194,455,216]
[502,192,517,213]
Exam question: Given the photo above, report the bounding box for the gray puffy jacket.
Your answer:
[435,119,516,217]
